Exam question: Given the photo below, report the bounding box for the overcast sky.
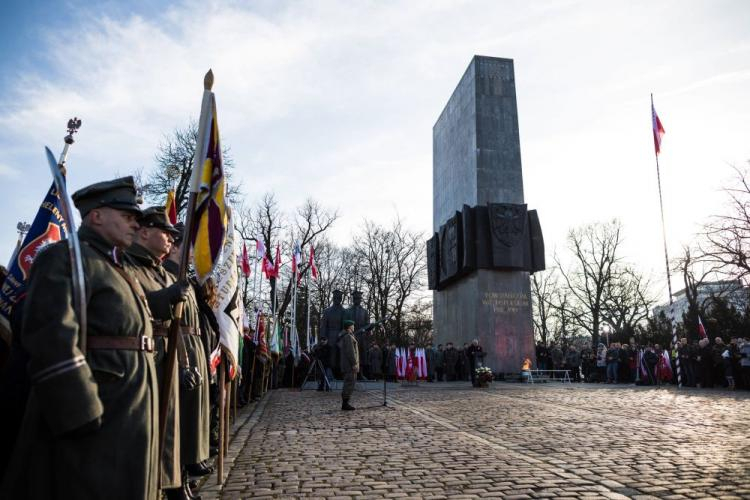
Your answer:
[1,0,749,304]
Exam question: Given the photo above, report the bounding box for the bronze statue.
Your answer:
[319,290,345,373]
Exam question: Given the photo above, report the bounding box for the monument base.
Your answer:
[433,269,534,375]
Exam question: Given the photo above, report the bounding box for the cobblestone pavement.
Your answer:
[205,382,750,499]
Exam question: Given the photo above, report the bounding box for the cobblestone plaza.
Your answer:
[200,383,749,499]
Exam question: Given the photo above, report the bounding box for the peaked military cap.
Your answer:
[172,222,186,246]
[72,176,142,217]
[139,206,180,235]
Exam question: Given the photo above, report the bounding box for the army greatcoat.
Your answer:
[164,259,210,466]
[125,243,181,488]
[1,225,159,500]
[339,329,359,400]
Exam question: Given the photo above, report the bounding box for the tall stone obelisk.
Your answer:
[431,55,543,375]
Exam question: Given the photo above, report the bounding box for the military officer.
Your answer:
[164,224,213,480]
[124,206,190,499]
[338,320,359,411]
[1,177,160,499]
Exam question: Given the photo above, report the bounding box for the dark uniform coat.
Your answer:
[164,259,210,466]
[2,226,159,500]
[125,243,181,488]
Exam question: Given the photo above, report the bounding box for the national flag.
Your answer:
[269,319,281,354]
[256,236,265,259]
[165,189,178,225]
[191,92,227,284]
[657,349,673,382]
[291,240,302,275]
[652,102,665,155]
[256,314,269,359]
[210,207,241,379]
[241,242,251,277]
[270,244,281,279]
[697,315,708,339]
[0,182,68,345]
[309,245,318,280]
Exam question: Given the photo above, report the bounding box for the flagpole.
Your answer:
[217,354,225,484]
[160,69,213,469]
[651,93,682,388]
[306,273,311,351]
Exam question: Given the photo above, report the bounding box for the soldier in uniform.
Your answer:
[124,207,190,499]
[164,224,213,480]
[338,320,359,411]
[1,177,160,499]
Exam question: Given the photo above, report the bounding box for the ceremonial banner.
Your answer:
[191,92,227,284]
[165,189,178,225]
[211,208,241,379]
[697,315,708,339]
[0,182,68,343]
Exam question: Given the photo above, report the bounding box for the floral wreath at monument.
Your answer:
[475,366,493,386]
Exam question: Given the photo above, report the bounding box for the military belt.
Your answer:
[87,335,155,353]
[179,326,199,336]
[152,324,169,337]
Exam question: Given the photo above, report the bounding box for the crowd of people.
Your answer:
[535,336,750,389]
[284,338,489,388]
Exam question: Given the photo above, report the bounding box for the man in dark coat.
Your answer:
[443,342,459,381]
[368,342,383,380]
[466,339,484,386]
[339,320,359,410]
[1,177,160,500]
[124,207,188,498]
[164,226,212,481]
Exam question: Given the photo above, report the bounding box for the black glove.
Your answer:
[166,280,190,305]
[181,365,203,391]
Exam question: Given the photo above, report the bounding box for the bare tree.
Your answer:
[699,164,750,283]
[531,269,557,346]
[353,218,426,341]
[139,120,240,217]
[601,266,655,339]
[557,219,623,348]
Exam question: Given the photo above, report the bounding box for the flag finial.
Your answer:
[204,69,214,91]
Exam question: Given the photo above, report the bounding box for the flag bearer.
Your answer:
[1,177,160,499]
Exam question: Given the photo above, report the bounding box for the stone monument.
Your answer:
[429,55,545,375]
[319,289,345,372]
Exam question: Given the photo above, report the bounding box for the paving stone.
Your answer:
[195,383,750,499]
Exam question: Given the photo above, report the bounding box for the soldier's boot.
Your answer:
[341,398,355,411]
[165,486,193,500]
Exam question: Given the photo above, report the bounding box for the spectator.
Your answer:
[435,344,445,382]
[550,344,564,379]
[678,338,695,387]
[712,338,727,388]
[443,342,459,381]
[606,343,620,383]
[697,338,713,388]
[535,342,550,371]
[368,343,382,381]
[740,338,750,390]
[467,339,484,387]
[565,346,581,382]
[596,343,607,383]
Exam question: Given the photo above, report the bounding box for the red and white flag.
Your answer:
[652,102,665,155]
[697,315,708,339]
[271,244,281,278]
[241,242,251,277]
[309,245,318,279]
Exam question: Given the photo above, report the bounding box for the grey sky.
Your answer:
[1,0,749,302]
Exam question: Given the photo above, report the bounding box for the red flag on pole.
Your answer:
[697,315,708,339]
[309,245,318,279]
[241,242,251,277]
[652,102,665,155]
